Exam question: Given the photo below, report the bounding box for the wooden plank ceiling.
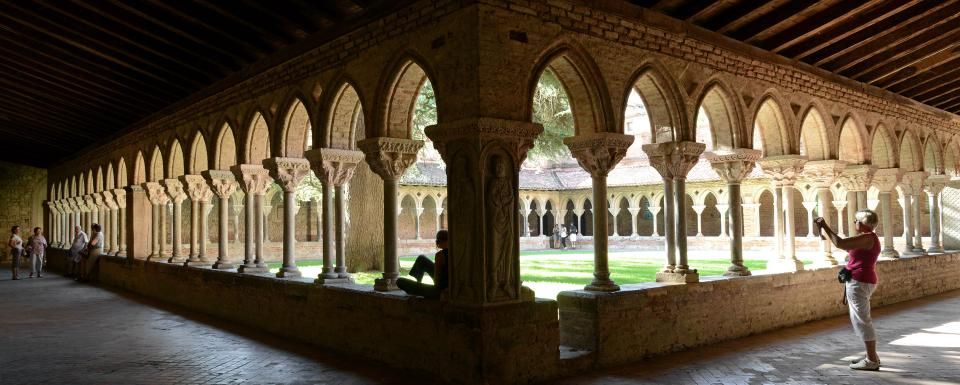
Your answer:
[0,0,394,167]
[632,0,960,115]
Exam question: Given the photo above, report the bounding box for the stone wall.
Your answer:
[0,161,46,261]
[558,251,960,367]
[943,187,960,250]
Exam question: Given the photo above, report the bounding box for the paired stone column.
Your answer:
[759,155,808,272]
[231,164,273,273]
[628,207,640,237]
[182,175,213,267]
[358,137,423,291]
[901,171,927,255]
[103,190,120,255]
[142,182,168,260]
[424,118,541,305]
[565,133,634,291]
[708,149,760,276]
[644,141,705,283]
[162,179,187,263]
[804,160,846,267]
[307,148,365,284]
[204,171,238,269]
[839,164,876,227]
[925,174,948,253]
[872,168,902,258]
[113,189,127,256]
[264,157,312,278]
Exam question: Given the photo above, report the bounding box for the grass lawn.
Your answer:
[270,249,816,299]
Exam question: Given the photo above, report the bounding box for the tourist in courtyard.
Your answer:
[558,224,568,250]
[78,224,103,282]
[815,210,882,371]
[8,225,23,280]
[397,230,448,299]
[28,227,47,278]
[67,225,88,278]
[568,224,578,249]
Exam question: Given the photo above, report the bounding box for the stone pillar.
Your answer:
[231,164,272,273]
[538,209,547,237]
[804,160,846,267]
[307,148,364,283]
[262,203,273,242]
[520,208,531,237]
[181,175,213,266]
[902,171,927,255]
[759,155,808,272]
[113,189,127,256]
[833,200,848,238]
[204,170,238,269]
[691,205,705,237]
[644,141,705,283]
[872,168,902,258]
[124,185,149,259]
[162,179,186,263]
[716,204,729,238]
[103,191,120,255]
[264,157,312,278]
[628,207,640,237]
[358,137,423,291]
[566,133,634,291]
[143,183,165,260]
[648,206,660,236]
[925,174,947,253]
[801,201,816,238]
[425,118,541,305]
[414,205,424,240]
[708,149,760,277]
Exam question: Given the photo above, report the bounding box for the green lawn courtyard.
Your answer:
[271,249,817,300]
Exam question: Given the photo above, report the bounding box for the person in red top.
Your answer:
[815,209,882,371]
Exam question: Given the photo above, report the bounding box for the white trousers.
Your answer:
[846,279,877,341]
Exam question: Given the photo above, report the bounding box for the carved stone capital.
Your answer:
[871,168,902,192]
[802,160,847,188]
[202,170,238,200]
[838,164,877,192]
[305,148,364,187]
[181,174,213,202]
[563,132,634,177]
[230,164,273,196]
[899,171,928,195]
[758,155,808,186]
[925,174,949,195]
[101,191,118,210]
[357,137,423,181]
[142,182,170,205]
[162,179,187,203]
[706,148,761,184]
[263,157,312,193]
[112,189,126,208]
[642,141,706,179]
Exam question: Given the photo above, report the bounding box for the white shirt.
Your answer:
[9,234,23,250]
[71,231,89,252]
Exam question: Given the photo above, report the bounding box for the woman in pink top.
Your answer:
[815,210,882,371]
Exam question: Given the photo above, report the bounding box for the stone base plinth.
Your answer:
[723,265,751,277]
[315,277,355,285]
[767,258,804,272]
[655,271,699,283]
[881,248,900,259]
[237,265,269,274]
[927,246,944,254]
[211,262,235,270]
[276,269,302,278]
[184,260,212,268]
[374,277,399,291]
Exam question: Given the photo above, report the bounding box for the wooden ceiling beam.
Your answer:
[0,79,130,128]
[825,8,960,74]
[913,78,960,105]
[0,103,99,142]
[686,1,734,24]
[139,0,277,56]
[939,97,960,113]
[760,0,881,52]
[887,57,960,94]
[806,1,959,67]
[731,0,822,43]
[238,0,316,40]
[854,37,960,85]
[711,0,780,35]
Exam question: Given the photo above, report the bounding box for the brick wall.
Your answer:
[0,161,47,261]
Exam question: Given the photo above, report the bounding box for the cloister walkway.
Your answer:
[1,268,958,385]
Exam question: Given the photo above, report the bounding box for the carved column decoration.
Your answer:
[306,148,365,284]
[803,159,846,267]
[901,171,928,255]
[708,148,761,277]
[872,168,902,258]
[204,171,238,269]
[181,175,213,266]
[759,155,808,272]
[264,157,312,278]
[113,189,127,256]
[231,164,273,273]
[925,174,947,253]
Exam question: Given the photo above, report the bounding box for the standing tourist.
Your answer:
[8,226,23,280]
[558,224,568,250]
[815,210,882,371]
[28,227,47,278]
[67,226,88,278]
[78,224,103,282]
[568,224,579,249]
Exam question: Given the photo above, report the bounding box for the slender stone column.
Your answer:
[426,117,542,305]
[520,209,531,237]
[161,179,186,263]
[804,160,847,267]
[204,170,238,269]
[414,205,424,240]
[648,206,660,236]
[691,205,705,237]
[759,155,808,272]
[265,157,312,278]
[231,164,272,273]
[901,171,927,255]
[716,204,729,238]
[708,149,761,277]
[872,168,902,258]
[802,202,816,237]
[359,137,424,291]
[306,148,364,284]
[566,133,634,291]
[102,191,120,255]
[113,189,127,256]
[143,182,168,260]
[181,175,212,266]
[832,200,847,237]
[538,209,547,237]
[628,207,640,237]
[925,175,947,253]
[645,141,705,282]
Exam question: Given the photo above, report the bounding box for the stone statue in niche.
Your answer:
[487,154,516,301]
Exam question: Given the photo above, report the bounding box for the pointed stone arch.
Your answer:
[133,151,147,185]
[105,163,115,190]
[117,157,128,187]
[626,63,687,144]
[798,104,831,161]
[188,131,209,174]
[243,112,271,164]
[380,57,438,139]
[279,96,313,157]
[838,114,868,165]
[214,123,238,170]
[95,166,104,193]
[149,145,164,182]
[86,170,94,194]
[899,130,923,172]
[528,43,612,135]
[870,123,898,168]
[167,139,185,178]
[751,95,793,156]
[693,80,743,151]
[71,175,78,197]
[944,136,960,176]
[324,81,365,150]
[923,134,944,174]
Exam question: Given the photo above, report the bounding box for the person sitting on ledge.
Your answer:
[397,230,449,299]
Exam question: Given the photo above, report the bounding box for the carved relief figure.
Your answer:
[487,154,515,301]
[449,148,477,302]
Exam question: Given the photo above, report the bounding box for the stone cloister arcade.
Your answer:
[35,2,960,382]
